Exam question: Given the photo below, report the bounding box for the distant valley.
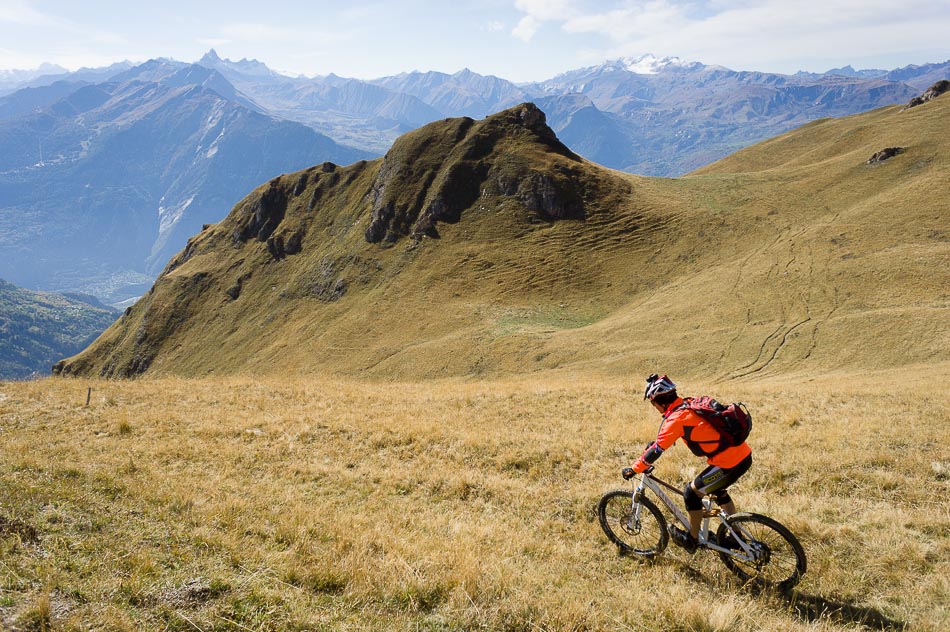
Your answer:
[0,278,117,379]
[0,60,368,306]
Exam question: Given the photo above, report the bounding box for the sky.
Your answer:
[1,0,949,82]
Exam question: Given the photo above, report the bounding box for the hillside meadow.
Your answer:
[1,366,947,631]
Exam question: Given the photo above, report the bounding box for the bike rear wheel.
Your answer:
[598,490,668,558]
[716,513,806,590]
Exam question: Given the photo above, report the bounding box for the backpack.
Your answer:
[675,396,752,456]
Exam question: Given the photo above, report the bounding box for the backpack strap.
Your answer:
[663,397,691,420]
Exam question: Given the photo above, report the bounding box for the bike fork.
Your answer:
[629,482,651,527]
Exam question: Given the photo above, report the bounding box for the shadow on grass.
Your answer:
[782,591,907,631]
[612,529,909,632]
[664,559,908,631]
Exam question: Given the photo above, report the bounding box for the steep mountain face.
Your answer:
[0,278,118,379]
[0,61,368,304]
[55,96,949,380]
[532,94,635,171]
[0,80,92,120]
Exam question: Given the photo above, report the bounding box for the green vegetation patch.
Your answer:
[494,306,604,336]
[0,279,118,379]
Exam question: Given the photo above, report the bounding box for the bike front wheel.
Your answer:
[598,490,668,558]
[716,512,807,590]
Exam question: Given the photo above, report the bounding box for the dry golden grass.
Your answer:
[1,365,947,630]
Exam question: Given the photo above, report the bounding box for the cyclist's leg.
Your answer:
[679,456,753,544]
[692,455,752,517]
[683,475,708,539]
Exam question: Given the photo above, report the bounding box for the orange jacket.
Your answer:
[645,396,751,469]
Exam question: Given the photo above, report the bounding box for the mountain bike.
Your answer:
[598,467,806,590]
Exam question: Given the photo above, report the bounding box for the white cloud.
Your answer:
[514,0,575,21]
[0,0,47,25]
[563,2,688,40]
[485,20,506,32]
[511,0,584,41]
[512,15,540,42]
[511,0,950,71]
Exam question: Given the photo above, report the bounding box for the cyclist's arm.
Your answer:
[632,441,664,473]
[632,414,684,472]
[655,412,685,451]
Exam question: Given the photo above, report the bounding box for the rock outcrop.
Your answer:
[867,147,905,164]
[901,79,949,110]
[365,103,588,244]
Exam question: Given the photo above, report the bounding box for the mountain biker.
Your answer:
[622,374,753,553]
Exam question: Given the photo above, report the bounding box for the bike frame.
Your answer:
[634,470,758,560]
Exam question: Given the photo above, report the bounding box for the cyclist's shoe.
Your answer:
[669,525,698,554]
[718,533,739,549]
[704,532,737,549]
[709,529,740,548]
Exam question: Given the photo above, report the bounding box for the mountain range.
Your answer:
[195,50,940,174]
[54,92,949,380]
[0,52,946,307]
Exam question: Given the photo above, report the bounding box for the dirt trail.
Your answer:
[723,209,842,380]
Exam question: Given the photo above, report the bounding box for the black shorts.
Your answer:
[693,454,752,496]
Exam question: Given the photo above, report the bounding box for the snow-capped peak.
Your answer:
[620,54,692,74]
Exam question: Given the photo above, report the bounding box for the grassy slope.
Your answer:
[1,371,947,630]
[569,97,950,380]
[57,97,948,381]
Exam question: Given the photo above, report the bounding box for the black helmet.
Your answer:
[644,373,677,401]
